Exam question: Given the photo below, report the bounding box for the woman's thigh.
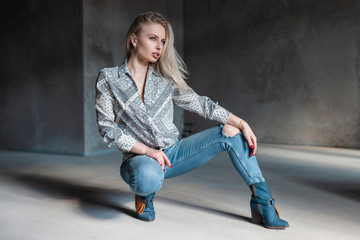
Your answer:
[163,124,264,184]
[163,124,234,178]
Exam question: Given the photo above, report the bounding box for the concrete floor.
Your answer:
[0,144,359,240]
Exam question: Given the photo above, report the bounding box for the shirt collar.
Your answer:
[119,59,161,78]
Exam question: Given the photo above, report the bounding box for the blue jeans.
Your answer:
[120,124,265,196]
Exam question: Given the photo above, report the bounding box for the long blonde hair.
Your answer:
[126,12,189,91]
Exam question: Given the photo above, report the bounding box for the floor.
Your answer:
[0,144,359,240]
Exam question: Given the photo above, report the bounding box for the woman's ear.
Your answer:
[130,33,137,48]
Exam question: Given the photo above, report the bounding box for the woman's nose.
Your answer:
[156,41,161,50]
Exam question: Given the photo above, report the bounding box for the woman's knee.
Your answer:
[124,157,164,196]
[222,124,241,137]
[219,124,248,151]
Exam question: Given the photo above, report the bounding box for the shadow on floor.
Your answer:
[258,156,360,203]
[1,170,252,223]
[293,178,360,202]
[159,197,252,223]
[1,171,137,220]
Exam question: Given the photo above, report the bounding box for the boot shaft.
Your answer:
[250,181,273,200]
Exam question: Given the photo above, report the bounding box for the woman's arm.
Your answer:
[226,113,257,156]
[172,85,257,156]
[96,70,137,152]
[130,142,172,171]
[172,85,230,124]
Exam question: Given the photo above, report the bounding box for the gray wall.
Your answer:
[2,0,360,155]
[184,0,360,148]
[0,0,184,155]
[83,0,185,155]
[0,0,84,154]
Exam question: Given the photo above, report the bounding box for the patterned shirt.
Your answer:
[95,61,230,160]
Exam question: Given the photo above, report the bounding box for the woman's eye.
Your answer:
[161,40,166,45]
[150,37,156,40]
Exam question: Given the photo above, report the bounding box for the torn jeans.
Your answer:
[120,124,265,196]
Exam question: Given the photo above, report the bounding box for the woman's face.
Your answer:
[131,23,166,63]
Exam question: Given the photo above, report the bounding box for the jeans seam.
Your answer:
[227,141,256,184]
[171,139,256,183]
[220,125,256,183]
[128,162,137,192]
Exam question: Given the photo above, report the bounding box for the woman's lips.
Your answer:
[152,52,160,59]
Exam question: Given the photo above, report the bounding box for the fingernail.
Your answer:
[163,169,165,172]
[160,164,162,166]
[250,145,254,149]
[170,165,172,168]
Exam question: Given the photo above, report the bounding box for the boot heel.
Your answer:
[251,208,262,224]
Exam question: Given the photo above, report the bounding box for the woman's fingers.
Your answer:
[247,137,255,157]
[251,135,257,156]
[243,125,257,157]
[155,156,165,171]
[153,151,172,171]
[145,148,173,171]
[162,152,172,168]
[236,119,258,157]
[147,149,165,171]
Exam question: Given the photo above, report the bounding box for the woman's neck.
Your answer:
[127,56,148,78]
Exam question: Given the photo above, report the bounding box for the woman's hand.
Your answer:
[130,142,172,171]
[226,113,258,157]
[239,120,257,157]
[145,148,172,172]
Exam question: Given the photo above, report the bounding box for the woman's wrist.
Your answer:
[238,119,244,130]
[226,113,246,130]
[130,141,153,155]
[143,146,153,155]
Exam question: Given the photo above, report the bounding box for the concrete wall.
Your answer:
[83,0,185,155]
[184,0,360,148]
[0,0,184,155]
[2,0,359,155]
[0,0,84,154]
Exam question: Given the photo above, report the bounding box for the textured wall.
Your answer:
[0,0,84,154]
[3,0,358,155]
[184,0,360,148]
[0,0,184,155]
[83,0,185,155]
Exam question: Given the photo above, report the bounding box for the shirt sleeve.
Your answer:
[95,70,137,152]
[171,84,231,124]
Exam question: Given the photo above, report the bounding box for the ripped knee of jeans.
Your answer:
[221,124,241,138]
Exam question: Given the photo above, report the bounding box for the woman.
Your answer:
[95,12,289,229]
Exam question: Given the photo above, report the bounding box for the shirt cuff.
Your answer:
[115,135,137,153]
[212,107,231,124]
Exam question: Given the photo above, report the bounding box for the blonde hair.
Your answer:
[126,12,189,91]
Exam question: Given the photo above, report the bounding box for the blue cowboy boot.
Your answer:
[249,181,289,229]
[135,193,155,222]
